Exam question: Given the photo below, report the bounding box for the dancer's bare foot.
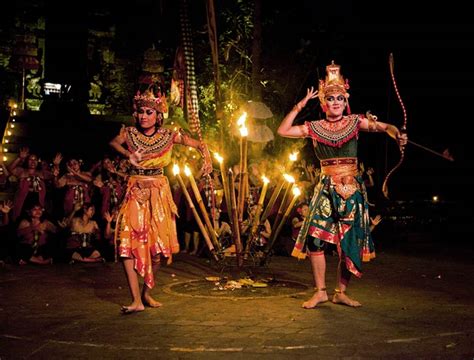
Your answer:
[302,288,328,309]
[332,291,361,307]
[120,302,145,315]
[142,294,162,308]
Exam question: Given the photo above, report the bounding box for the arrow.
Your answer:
[407,140,454,161]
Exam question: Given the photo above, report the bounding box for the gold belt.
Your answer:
[320,157,357,167]
[129,168,163,176]
[321,158,358,177]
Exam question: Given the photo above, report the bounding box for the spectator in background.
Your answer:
[17,203,57,265]
[8,147,60,221]
[54,156,93,217]
[66,203,103,264]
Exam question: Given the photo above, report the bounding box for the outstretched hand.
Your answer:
[53,153,63,166]
[386,125,408,148]
[0,200,12,213]
[370,214,383,227]
[295,87,319,111]
[19,147,30,160]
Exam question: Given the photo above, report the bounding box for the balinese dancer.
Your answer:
[109,80,212,314]
[277,61,407,308]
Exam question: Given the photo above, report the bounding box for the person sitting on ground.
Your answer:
[291,203,309,242]
[211,206,232,250]
[16,203,57,265]
[65,203,104,263]
[241,204,271,254]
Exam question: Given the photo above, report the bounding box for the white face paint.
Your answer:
[324,93,346,117]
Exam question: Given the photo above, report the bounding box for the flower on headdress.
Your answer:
[133,75,168,114]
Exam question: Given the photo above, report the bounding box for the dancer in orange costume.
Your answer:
[110,80,211,314]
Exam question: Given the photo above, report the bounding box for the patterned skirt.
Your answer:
[116,175,179,288]
[292,174,374,278]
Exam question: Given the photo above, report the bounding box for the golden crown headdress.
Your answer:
[133,75,168,114]
[318,61,350,112]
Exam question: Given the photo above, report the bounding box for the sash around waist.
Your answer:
[129,168,163,176]
[320,157,357,167]
[320,158,358,177]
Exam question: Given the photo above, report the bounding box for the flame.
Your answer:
[184,165,192,177]
[239,125,248,137]
[172,164,180,175]
[261,175,270,184]
[289,152,298,162]
[214,153,223,164]
[237,112,247,126]
[292,186,301,197]
[283,174,295,183]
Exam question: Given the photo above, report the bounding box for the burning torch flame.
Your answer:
[292,186,301,197]
[283,174,295,183]
[184,165,192,177]
[289,152,298,162]
[172,164,180,175]
[214,153,223,164]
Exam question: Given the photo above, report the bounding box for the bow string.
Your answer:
[381,53,407,198]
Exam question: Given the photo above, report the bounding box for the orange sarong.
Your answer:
[116,175,179,288]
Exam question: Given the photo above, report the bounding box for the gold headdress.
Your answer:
[133,75,168,114]
[318,61,350,113]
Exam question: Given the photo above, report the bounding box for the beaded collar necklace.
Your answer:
[140,127,158,137]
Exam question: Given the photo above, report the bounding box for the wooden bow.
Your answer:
[381,53,407,199]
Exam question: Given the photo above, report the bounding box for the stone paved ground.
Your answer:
[1,250,473,359]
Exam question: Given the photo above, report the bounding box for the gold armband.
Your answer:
[366,112,378,132]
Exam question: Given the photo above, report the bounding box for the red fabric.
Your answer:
[13,177,46,221]
[64,184,90,215]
